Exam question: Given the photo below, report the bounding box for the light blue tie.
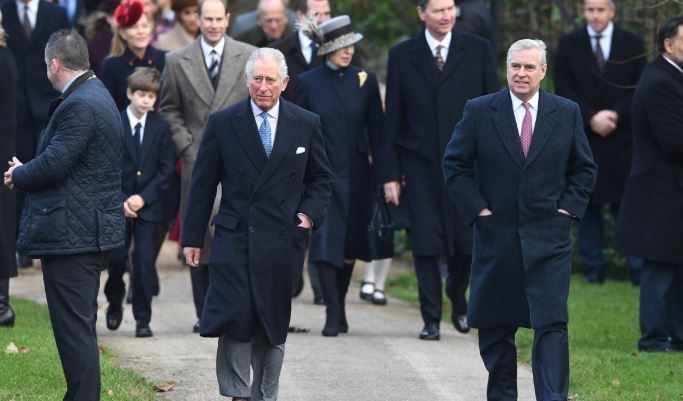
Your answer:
[259,112,272,157]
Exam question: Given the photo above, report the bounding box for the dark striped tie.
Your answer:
[435,45,444,72]
[208,50,219,88]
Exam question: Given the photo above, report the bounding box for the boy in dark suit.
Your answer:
[104,67,175,338]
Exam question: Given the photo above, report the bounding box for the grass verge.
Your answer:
[386,273,683,401]
[0,297,157,401]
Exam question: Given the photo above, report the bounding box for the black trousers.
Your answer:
[104,219,155,323]
[413,254,471,325]
[42,252,108,401]
[638,259,683,351]
[478,324,569,401]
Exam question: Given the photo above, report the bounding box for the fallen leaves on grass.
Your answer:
[153,381,176,392]
[107,389,114,396]
[5,342,30,354]
[612,378,621,386]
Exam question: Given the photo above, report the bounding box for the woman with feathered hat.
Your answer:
[293,15,387,337]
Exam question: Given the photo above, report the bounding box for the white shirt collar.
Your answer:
[16,0,38,12]
[425,29,451,52]
[587,21,613,39]
[509,90,539,112]
[200,36,225,57]
[126,106,148,132]
[663,55,683,75]
[251,100,280,119]
[298,29,313,50]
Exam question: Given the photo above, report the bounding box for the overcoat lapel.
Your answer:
[524,91,558,168]
[32,1,49,42]
[212,37,247,111]
[491,89,524,169]
[291,36,309,69]
[439,32,465,82]
[5,2,27,45]
[253,101,297,194]
[179,40,213,108]
[234,100,268,174]
[410,33,438,86]
[576,27,609,100]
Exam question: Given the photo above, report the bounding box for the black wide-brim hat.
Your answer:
[317,15,363,56]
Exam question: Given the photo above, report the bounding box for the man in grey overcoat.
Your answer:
[159,0,255,332]
[443,39,597,401]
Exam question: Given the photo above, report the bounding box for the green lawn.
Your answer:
[386,273,683,401]
[0,298,156,401]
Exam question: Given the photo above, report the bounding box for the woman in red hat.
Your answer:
[100,0,166,111]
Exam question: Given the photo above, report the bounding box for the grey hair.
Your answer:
[506,39,547,66]
[45,29,90,70]
[245,47,288,82]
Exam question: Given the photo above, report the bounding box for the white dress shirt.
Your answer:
[298,30,315,64]
[587,22,613,61]
[15,0,38,30]
[251,100,279,145]
[200,36,225,70]
[424,29,452,63]
[127,106,148,145]
[510,90,539,136]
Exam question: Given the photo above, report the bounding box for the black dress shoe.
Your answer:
[135,323,153,338]
[359,281,374,301]
[106,306,123,331]
[192,321,200,333]
[452,313,470,333]
[0,307,15,327]
[419,323,440,341]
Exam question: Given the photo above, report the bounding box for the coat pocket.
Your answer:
[29,199,67,244]
[212,213,240,231]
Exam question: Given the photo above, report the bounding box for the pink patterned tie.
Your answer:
[520,102,533,158]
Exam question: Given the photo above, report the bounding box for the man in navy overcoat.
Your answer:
[378,0,498,340]
[614,17,683,353]
[444,39,597,401]
[181,48,331,400]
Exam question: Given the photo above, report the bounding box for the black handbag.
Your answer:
[368,187,410,239]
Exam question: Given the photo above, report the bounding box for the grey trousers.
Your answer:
[216,334,285,401]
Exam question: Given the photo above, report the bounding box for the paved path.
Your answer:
[11,241,535,400]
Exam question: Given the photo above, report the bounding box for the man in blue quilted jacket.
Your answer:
[3,29,125,401]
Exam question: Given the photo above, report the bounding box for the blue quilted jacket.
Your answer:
[13,74,125,256]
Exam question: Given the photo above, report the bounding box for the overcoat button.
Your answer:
[136,171,142,176]
[249,226,255,233]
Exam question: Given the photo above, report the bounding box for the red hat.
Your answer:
[114,0,144,29]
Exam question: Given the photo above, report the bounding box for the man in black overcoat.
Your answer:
[614,16,683,353]
[379,0,498,340]
[182,48,331,400]
[554,0,645,284]
[444,39,596,401]
[272,0,330,102]
[4,30,125,401]
[1,0,70,267]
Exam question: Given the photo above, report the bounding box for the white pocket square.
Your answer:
[296,147,306,154]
